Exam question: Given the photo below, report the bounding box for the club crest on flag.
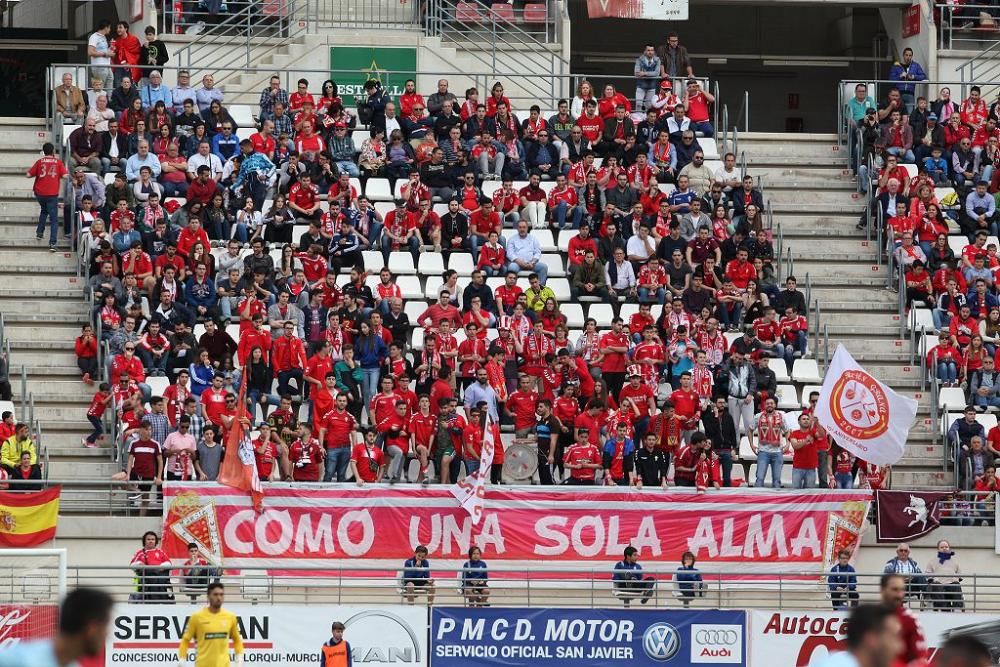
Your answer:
[815,345,917,467]
[828,370,890,440]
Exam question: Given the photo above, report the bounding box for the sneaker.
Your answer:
[49,246,56,253]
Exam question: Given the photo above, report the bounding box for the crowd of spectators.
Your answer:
[43,26,902,499]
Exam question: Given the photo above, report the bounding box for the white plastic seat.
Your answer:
[791,359,822,384]
[557,230,579,253]
[775,385,799,410]
[767,358,790,382]
[146,376,170,398]
[365,178,393,201]
[618,303,639,322]
[418,253,445,276]
[0,401,17,420]
[229,104,256,128]
[908,308,934,333]
[411,327,425,351]
[424,275,444,300]
[562,303,585,328]
[387,252,416,275]
[226,324,242,342]
[539,181,557,195]
[481,181,503,199]
[547,278,570,301]
[362,250,385,271]
[723,331,741,349]
[542,254,566,277]
[533,229,557,252]
[947,236,966,257]
[404,299,427,322]
[396,275,424,300]
[588,303,615,326]
[393,180,406,199]
[976,413,998,433]
[938,387,967,411]
[374,201,395,218]
[730,464,746,487]
[738,436,755,461]
[449,253,476,276]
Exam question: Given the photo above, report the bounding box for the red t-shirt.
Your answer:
[29,156,68,197]
[323,408,356,448]
[618,383,655,417]
[670,389,700,429]
[87,391,110,418]
[128,439,161,478]
[564,443,601,480]
[507,390,539,431]
[351,443,385,482]
[790,429,818,469]
[290,438,323,481]
[599,332,630,373]
[574,413,601,447]
[254,438,278,479]
[201,387,228,426]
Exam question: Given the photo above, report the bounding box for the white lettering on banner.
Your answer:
[544,619,635,642]
[408,513,505,555]
[0,609,32,649]
[534,515,665,557]
[688,515,821,559]
[224,509,375,556]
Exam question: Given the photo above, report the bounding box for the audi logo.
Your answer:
[642,623,681,661]
[695,629,739,645]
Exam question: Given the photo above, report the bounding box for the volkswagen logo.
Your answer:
[695,629,739,645]
[643,623,681,661]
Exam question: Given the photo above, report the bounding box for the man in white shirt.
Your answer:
[187,141,224,182]
[382,102,401,137]
[506,220,548,284]
[626,225,656,268]
[714,152,741,192]
[125,140,161,182]
[816,604,900,667]
[605,246,637,299]
[88,20,115,90]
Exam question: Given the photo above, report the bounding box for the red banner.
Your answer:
[163,484,871,575]
[875,489,949,542]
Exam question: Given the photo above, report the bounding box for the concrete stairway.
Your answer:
[740,132,950,489]
[0,117,112,494]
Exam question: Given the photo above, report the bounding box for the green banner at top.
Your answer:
[330,46,417,106]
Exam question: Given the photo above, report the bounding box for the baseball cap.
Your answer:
[659,79,672,89]
[334,121,347,129]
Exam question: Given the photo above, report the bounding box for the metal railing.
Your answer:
[312,0,424,29]
[0,564,991,612]
[425,0,562,44]
[937,3,1000,52]
[734,90,749,134]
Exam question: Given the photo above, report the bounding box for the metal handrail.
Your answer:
[734,90,749,134]
[18,365,26,420]
[919,324,928,391]
[804,272,812,311]
[721,105,729,154]
[931,350,940,447]
[812,299,821,364]
[739,151,747,181]
[897,262,907,340]
[822,323,830,370]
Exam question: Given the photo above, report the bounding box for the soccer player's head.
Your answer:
[331,621,345,641]
[60,588,114,657]
[208,581,225,609]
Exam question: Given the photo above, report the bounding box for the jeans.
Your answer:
[162,181,189,197]
[335,160,360,177]
[137,349,169,375]
[381,235,420,264]
[464,458,481,476]
[86,414,104,444]
[551,201,583,229]
[717,302,742,328]
[932,308,951,331]
[232,222,250,244]
[728,396,754,440]
[35,195,59,245]
[716,450,733,486]
[277,369,304,396]
[835,472,854,489]
[886,146,915,164]
[791,467,817,488]
[635,87,656,111]
[360,366,381,422]
[691,121,714,137]
[937,360,958,383]
[478,153,505,178]
[973,393,1000,409]
[783,331,808,365]
[507,260,548,284]
[324,446,351,482]
[638,287,666,304]
[755,449,783,488]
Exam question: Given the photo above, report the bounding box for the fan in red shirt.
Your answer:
[617,368,656,438]
[28,145,69,246]
[563,430,602,485]
[289,423,325,482]
[253,424,280,481]
[288,173,321,220]
[598,319,631,397]
[350,430,386,485]
[575,100,604,143]
[506,375,540,436]
[724,248,757,290]
[670,372,702,432]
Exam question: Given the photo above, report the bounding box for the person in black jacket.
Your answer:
[110,76,141,114]
[383,298,411,347]
[752,352,778,412]
[100,119,129,173]
[357,80,388,128]
[731,176,765,221]
[701,395,738,486]
[525,132,560,179]
[440,199,470,257]
[633,432,669,488]
[774,276,808,315]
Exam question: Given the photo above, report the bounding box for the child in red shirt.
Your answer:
[85,382,113,448]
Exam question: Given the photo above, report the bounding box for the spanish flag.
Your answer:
[0,487,60,547]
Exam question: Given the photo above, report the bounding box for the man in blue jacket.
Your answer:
[828,549,859,610]
[185,262,219,323]
[613,546,655,606]
[889,48,927,113]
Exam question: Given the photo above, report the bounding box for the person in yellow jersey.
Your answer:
[320,621,352,667]
[178,582,244,667]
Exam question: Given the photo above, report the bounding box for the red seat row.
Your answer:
[455,2,548,23]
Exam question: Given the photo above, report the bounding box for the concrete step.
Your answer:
[773,214,861,233]
[0,249,79,270]
[0,200,57,217]
[5,323,89,342]
[0,300,91,317]
[0,274,83,290]
[47,460,117,478]
[766,189,861,207]
[789,261,886,279]
[891,469,954,489]
[7,350,81,367]
[739,137,845,159]
[751,165,855,182]
[827,337,912,356]
[771,201,863,215]
[808,287,898,305]
[783,238,879,255]
[11,379,93,394]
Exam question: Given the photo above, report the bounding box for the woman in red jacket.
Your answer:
[485,81,511,118]
[927,332,962,387]
[76,324,99,384]
[598,84,632,120]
